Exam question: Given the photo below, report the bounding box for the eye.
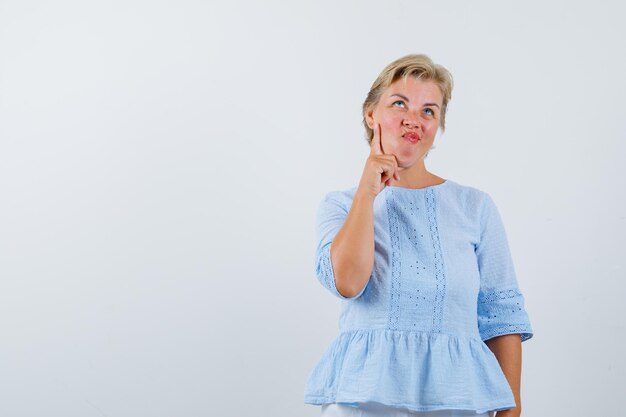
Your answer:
[392,100,406,108]
[424,107,435,116]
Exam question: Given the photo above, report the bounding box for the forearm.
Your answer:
[485,334,522,416]
[330,192,375,298]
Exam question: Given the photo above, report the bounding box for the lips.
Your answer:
[403,132,420,143]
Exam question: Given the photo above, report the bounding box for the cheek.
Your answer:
[382,119,396,130]
[424,120,439,135]
[381,114,401,129]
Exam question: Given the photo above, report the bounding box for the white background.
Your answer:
[1,1,624,416]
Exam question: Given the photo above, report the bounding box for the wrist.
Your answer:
[354,189,376,204]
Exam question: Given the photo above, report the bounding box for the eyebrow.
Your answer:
[390,94,440,108]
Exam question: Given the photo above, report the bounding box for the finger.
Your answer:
[375,157,396,184]
[381,172,390,187]
[370,123,383,156]
[384,154,400,182]
[378,123,387,155]
[380,161,396,184]
[395,161,401,181]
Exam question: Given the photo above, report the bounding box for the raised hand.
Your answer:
[356,123,401,199]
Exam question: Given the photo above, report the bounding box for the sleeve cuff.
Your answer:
[477,286,534,342]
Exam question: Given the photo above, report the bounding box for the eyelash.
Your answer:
[392,100,435,116]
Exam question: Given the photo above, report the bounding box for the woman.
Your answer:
[303,54,533,417]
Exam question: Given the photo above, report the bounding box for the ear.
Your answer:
[365,107,375,129]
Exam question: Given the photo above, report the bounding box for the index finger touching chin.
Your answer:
[377,123,387,155]
[371,123,385,155]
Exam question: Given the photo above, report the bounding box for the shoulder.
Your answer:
[317,186,359,214]
[443,179,492,212]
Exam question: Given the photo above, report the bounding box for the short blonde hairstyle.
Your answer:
[362,54,454,144]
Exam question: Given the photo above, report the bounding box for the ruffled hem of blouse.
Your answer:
[304,328,516,414]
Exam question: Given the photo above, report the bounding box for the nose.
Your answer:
[403,117,421,129]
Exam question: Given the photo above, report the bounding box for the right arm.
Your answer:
[330,192,376,298]
[328,123,400,298]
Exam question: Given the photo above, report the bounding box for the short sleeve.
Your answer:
[313,193,367,300]
[475,193,533,342]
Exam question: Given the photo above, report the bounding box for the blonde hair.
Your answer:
[362,54,454,145]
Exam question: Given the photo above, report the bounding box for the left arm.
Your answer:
[485,334,522,417]
[475,193,533,416]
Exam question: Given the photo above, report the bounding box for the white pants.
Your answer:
[321,402,496,417]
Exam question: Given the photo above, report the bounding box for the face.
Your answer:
[365,77,443,169]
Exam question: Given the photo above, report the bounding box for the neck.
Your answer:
[388,161,443,189]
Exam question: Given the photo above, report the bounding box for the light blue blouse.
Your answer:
[303,179,533,414]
